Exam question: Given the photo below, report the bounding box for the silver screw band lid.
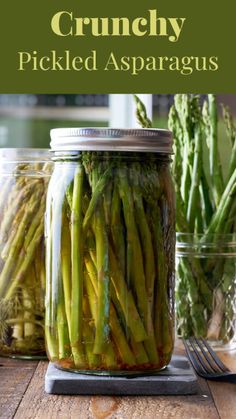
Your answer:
[50,128,172,154]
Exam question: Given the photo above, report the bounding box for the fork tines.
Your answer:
[184,337,230,377]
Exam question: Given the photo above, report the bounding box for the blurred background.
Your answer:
[0,94,235,172]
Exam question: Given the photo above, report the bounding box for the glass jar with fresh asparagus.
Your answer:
[0,149,52,358]
[135,94,236,349]
[168,94,236,348]
[45,128,175,374]
[176,234,236,349]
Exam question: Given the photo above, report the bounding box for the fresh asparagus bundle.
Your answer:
[0,162,51,356]
[168,94,236,342]
[134,95,236,344]
[45,150,175,371]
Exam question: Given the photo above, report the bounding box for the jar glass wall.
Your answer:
[176,233,236,351]
[45,128,175,375]
[0,149,52,358]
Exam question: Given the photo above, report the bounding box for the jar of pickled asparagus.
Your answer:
[46,128,175,375]
[0,149,52,358]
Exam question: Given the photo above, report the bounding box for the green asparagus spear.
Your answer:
[0,184,43,299]
[70,164,85,365]
[186,101,202,232]
[83,166,113,233]
[129,163,156,311]
[61,210,72,336]
[222,104,236,182]
[111,184,126,277]
[134,95,152,128]
[93,205,110,354]
[203,95,224,207]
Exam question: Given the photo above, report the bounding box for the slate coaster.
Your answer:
[45,355,198,395]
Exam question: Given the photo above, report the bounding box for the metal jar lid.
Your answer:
[50,128,172,154]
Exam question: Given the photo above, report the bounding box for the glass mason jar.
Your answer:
[45,128,175,375]
[176,233,236,350]
[0,149,52,358]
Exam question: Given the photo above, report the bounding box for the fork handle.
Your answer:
[205,374,236,383]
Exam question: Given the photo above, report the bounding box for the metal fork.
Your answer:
[183,337,236,382]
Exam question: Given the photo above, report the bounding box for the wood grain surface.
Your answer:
[0,358,38,419]
[208,350,236,419]
[14,362,219,419]
[1,344,235,419]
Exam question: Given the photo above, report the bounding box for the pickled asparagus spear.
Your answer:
[70,164,84,364]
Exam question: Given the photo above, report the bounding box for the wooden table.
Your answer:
[1,342,236,419]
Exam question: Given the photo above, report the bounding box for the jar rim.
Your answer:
[176,232,236,247]
[0,148,51,163]
[50,127,173,154]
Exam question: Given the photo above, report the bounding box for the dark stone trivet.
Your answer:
[45,355,198,395]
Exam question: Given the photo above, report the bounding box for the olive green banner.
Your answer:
[0,0,235,93]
